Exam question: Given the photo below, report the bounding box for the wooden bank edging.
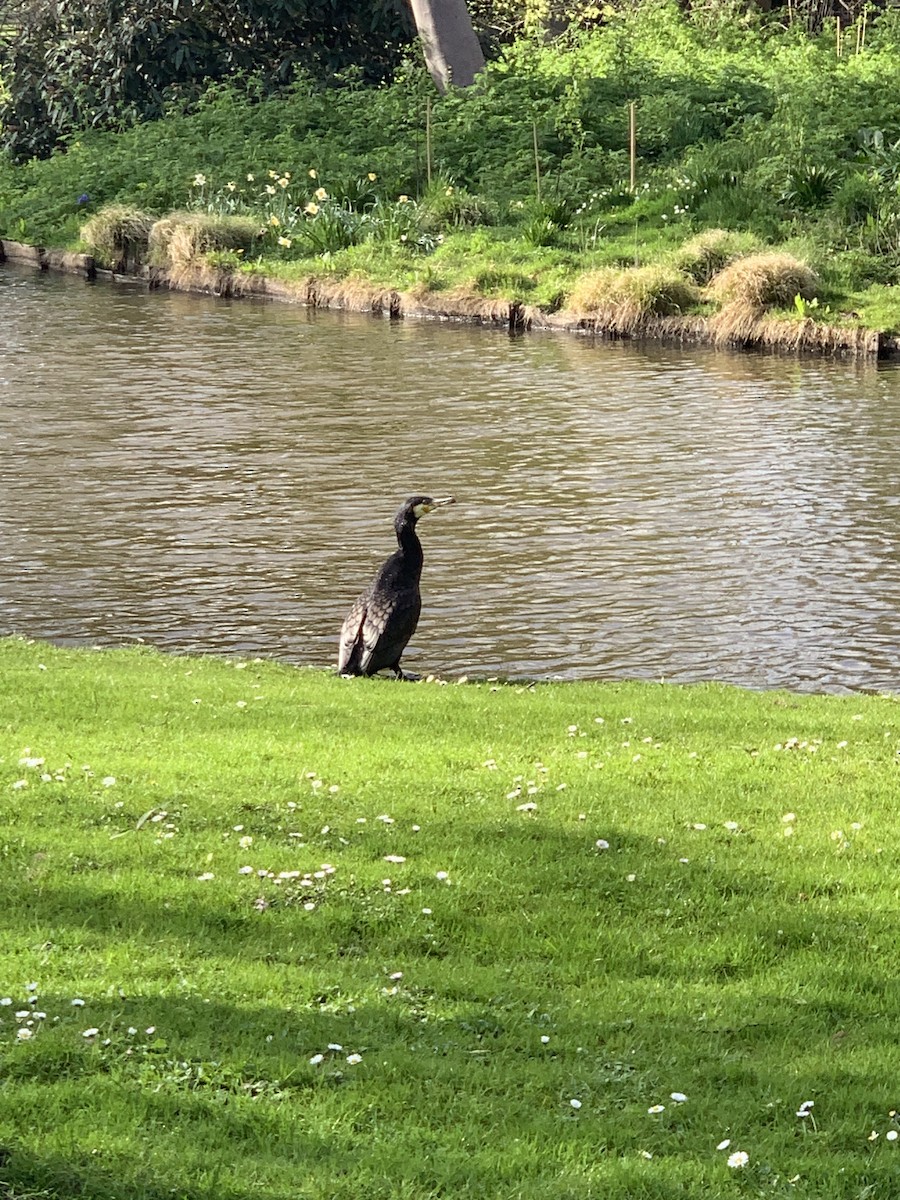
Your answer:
[1,237,890,359]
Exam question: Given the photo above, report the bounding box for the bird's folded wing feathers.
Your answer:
[338,595,368,672]
[358,593,403,672]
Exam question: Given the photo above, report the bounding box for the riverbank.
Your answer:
[2,636,900,1199]
[6,9,900,359]
[0,235,886,358]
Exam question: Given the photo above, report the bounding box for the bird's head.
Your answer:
[411,495,455,518]
[396,495,456,529]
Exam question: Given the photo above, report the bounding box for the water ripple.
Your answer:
[3,264,900,692]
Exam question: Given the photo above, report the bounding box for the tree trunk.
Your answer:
[408,0,485,92]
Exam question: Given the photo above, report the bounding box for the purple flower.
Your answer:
[77,193,90,205]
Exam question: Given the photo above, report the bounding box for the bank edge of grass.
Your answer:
[2,637,900,1199]
[1,235,883,358]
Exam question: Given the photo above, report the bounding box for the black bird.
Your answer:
[338,495,455,679]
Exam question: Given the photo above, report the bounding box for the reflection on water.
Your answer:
[2,264,900,692]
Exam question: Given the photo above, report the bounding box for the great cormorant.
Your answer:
[337,495,455,679]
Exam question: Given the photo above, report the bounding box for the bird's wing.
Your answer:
[337,594,368,673]
[356,592,404,674]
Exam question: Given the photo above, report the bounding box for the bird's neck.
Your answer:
[395,519,423,569]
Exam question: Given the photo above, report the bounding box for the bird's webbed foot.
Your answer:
[394,666,421,682]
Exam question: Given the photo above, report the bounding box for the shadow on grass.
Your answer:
[1,824,897,1200]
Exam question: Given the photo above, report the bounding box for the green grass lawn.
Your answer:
[2,637,900,1199]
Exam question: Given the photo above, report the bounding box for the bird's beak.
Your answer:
[427,496,456,511]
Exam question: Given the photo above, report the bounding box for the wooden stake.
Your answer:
[836,18,841,57]
[533,120,542,205]
[629,102,636,193]
[426,96,433,187]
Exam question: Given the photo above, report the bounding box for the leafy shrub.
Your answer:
[0,0,415,160]
[830,172,883,227]
[288,199,365,255]
[419,179,498,232]
[781,163,840,210]
[363,197,438,253]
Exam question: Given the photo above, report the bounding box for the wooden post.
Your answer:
[533,121,542,205]
[426,96,433,188]
[629,102,636,193]
[836,18,841,57]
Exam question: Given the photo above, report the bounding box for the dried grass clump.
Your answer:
[567,265,699,329]
[674,229,757,285]
[708,253,819,308]
[149,212,261,268]
[81,205,155,270]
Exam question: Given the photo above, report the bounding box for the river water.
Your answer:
[2,263,900,692]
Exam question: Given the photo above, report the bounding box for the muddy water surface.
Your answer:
[3,264,900,691]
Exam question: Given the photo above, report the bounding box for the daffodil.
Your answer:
[193,173,207,186]
[226,181,236,192]
[277,236,292,248]
[246,173,255,182]
[265,184,276,196]
[304,202,320,216]
[308,168,318,179]
[269,214,281,226]
[278,176,289,188]
[314,187,328,200]
[367,172,377,181]
[398,194,410,203]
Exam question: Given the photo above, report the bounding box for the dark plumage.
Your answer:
[338,495,455,679]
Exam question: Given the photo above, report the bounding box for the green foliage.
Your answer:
[781,162,840,210]
[829,170,882,226]
[0,0,415,160]
[9,2,900,325]
[419,177,499,231]
[820,247,896,288]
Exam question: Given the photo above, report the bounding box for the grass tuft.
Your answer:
[148,212,262,269]
[80,205,155,271]
[566,265,700,328]
[708,252,819,309]
[672,228,758,285]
